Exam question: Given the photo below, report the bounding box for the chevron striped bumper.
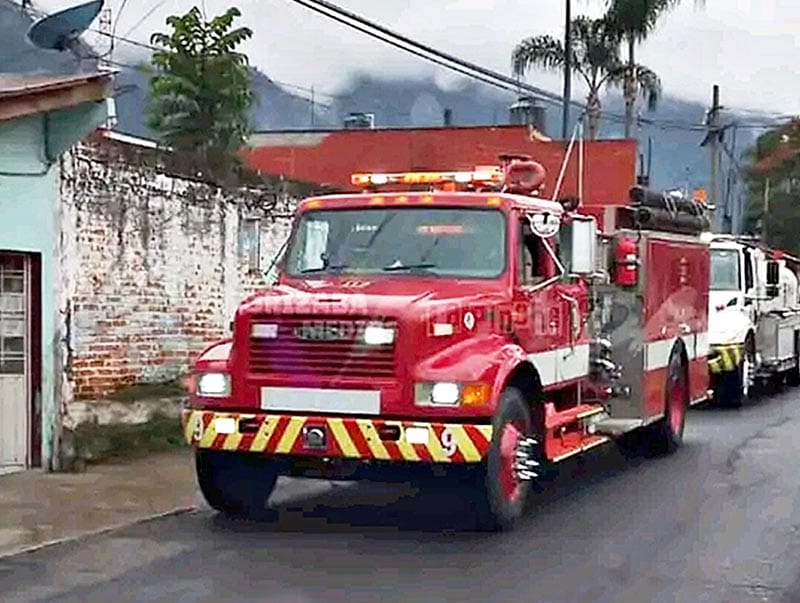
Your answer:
[708,343,744,374]
[182,409,494,464]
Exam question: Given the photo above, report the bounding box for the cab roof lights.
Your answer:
[351,167,504,187]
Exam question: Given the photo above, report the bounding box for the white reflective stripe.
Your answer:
[645,338,677,371]
[645,331,710,371]
[527,335,709,385]
[528,344,590,387]
[695,331,710,358]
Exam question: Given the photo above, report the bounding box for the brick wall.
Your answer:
[58,140,298,401]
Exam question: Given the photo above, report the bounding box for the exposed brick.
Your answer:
[59,143,298,399]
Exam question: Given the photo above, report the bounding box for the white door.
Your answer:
[0,254,29,474]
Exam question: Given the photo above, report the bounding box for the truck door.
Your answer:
[742,248,756,324]
[512,217,561,388]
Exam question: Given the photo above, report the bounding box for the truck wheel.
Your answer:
[786,331,800,387]
[717,339,755,408]
[195,450,278,518]
[471,386,539,532]
[646,349,688,456]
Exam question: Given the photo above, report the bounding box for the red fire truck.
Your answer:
[182,155,711,531]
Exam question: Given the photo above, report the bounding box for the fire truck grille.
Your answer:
[248,316,397,378]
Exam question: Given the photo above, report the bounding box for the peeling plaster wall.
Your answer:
[59,143,297,413]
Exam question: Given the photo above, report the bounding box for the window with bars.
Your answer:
[0,255,26,375]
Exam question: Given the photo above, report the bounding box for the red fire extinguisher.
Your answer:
[614,237,638,286]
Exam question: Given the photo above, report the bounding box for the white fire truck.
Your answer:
[707,234,800,406]
[182,156,712,531]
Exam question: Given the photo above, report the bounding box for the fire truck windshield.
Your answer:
[283,207,506,278]
[710,249,741,290]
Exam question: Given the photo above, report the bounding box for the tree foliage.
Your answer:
[147,6,255,176]
[603,0,701,136]
[512,15,660,139]
[741,120,800,252]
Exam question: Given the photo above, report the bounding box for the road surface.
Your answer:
[4,390,800,603]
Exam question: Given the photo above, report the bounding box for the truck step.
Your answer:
[542,403,611,462]
[548,434,611,463]
[593,418,645,437]
[543,403,606,430]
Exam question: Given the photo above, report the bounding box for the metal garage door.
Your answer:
[0,253,29,474]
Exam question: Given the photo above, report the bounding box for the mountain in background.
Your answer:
[114,62,750,193]
[0,0,762,228]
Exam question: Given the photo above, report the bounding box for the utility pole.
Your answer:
[310,85,315,128]
[561,0,572,139]
[709,84,721,229]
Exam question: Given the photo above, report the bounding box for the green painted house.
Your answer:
[0,72,112,473]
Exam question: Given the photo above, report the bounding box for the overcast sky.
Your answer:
[37,0,800,115]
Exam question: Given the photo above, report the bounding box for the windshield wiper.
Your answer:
[300,263,349,274]
[382,262,438,273]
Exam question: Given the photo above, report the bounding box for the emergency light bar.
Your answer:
[351,167,504,188]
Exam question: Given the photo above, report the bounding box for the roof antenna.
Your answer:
[26,0,104,53]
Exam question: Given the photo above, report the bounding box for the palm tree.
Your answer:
[512,15,661,140]
[606,0,705,138]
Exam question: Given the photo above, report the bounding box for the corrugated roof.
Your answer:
[0,71,113,98]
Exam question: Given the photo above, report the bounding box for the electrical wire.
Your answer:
[121,0,170,40]
[286,0,573,111]
[17,0,797,134]
[287,0,800,133]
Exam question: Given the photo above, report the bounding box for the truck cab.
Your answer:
[707,235,800,406]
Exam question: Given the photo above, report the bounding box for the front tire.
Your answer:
[195,450,278,518]
[716,338,755,408]
[471,386,539,532]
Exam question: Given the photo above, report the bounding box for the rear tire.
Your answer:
[786,331,800,387]
[195,450,278,518]
[646,349,688,456]
[469,386,539,532]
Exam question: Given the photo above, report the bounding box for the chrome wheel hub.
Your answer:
[513,437,540,481]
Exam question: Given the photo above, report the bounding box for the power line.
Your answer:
[282,0,732,132]
[121,0,170,39]
[286,0,581,112]
[20,0,798,135]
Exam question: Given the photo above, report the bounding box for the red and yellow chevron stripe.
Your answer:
[182,409,493,464]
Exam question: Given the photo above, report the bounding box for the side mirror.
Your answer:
[569,217,597,275]
[766,260,780,298]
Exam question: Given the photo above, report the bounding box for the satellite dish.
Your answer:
[26,0,104,52]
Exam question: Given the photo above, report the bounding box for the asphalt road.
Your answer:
[5,390,800,603]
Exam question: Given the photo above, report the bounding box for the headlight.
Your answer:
[197,373,230,397]
[414,382,491,407]
[363,325,395,345]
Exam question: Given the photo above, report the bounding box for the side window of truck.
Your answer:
[558,222,572,274]
[518,220,548,286]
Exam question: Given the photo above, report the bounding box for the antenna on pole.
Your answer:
[95,3,117,129]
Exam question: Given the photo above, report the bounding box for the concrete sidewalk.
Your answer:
[0,450,199,559]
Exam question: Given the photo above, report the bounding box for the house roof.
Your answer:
[0,71,114,121]
[243,125,637,204]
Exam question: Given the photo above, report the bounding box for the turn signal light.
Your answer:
[462,382,491,406]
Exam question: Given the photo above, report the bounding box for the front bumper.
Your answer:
[182,409,494,464]
[708,343,744,374]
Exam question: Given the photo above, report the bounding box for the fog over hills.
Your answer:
[1,0,767,225]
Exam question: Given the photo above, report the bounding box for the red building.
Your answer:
[243,125,638,207]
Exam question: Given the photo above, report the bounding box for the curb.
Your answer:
[0,505,198,561]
